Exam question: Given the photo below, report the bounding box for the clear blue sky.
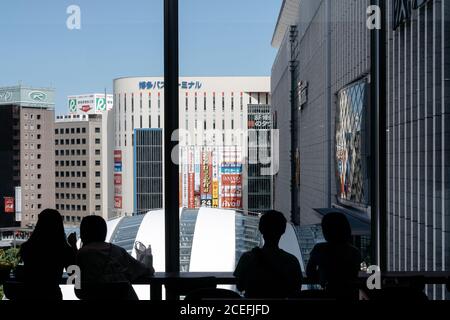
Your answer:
[0,0,281,115]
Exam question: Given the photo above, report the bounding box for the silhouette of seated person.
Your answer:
[19,209,77,300]
[75,216,154,299]
[306,212,361,297]
[234,211,303,299]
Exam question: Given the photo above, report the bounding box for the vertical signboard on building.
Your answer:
[181,147,189,208]
[194,148,201,207]
[15,187,22,222]
[212,148,219,208]
[200,149,213,207]
[220,147,243,209]
[114,150,123,209]
[188,147,195,208]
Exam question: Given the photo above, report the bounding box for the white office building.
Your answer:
[112,76,271,217]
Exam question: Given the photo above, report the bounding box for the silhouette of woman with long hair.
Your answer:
[306,212,361,298]
[19,209,77,300]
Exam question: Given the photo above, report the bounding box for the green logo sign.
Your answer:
[69,99,77,112]
[96,97,106,112]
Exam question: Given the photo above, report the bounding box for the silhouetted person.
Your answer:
[306,212,361,297]
[234,211,303,299]
[19,209,77,300]
[74,216,154,299]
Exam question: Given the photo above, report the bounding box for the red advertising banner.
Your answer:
[188,173,195,209]
[221,197,242,209]
[114,150,122,162]
[114,196,123,209]
[221,174,242,186]
[114,174,122,185]
[4,197,14,213]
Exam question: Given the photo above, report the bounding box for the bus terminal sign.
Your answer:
[393,0,430,30]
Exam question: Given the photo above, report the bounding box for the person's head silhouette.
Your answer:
[321,212,352,244]
[28,209,67,247]
[259,210,287,247]
[80,215,107,245]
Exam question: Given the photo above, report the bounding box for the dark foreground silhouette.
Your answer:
[234,210,303,299]
[19,209,77,300]
[306,211,361,298]
[74,215,154,300]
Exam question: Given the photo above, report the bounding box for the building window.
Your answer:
[82,128,86,134]
[95,160,101,166]
[194,93,197,111]
[95,138,101,144]
[95,205,101,211]
[96,183,101,188]
[95,149,101,155]
[95,194,101,200]
[95,171,101,177]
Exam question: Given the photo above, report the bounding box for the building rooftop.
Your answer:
[271,0,300,48]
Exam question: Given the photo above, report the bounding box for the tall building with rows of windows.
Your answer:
[112,77,271,217]
[0,85,56,228]
[54,114,112,224]
[54,93,115,223]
